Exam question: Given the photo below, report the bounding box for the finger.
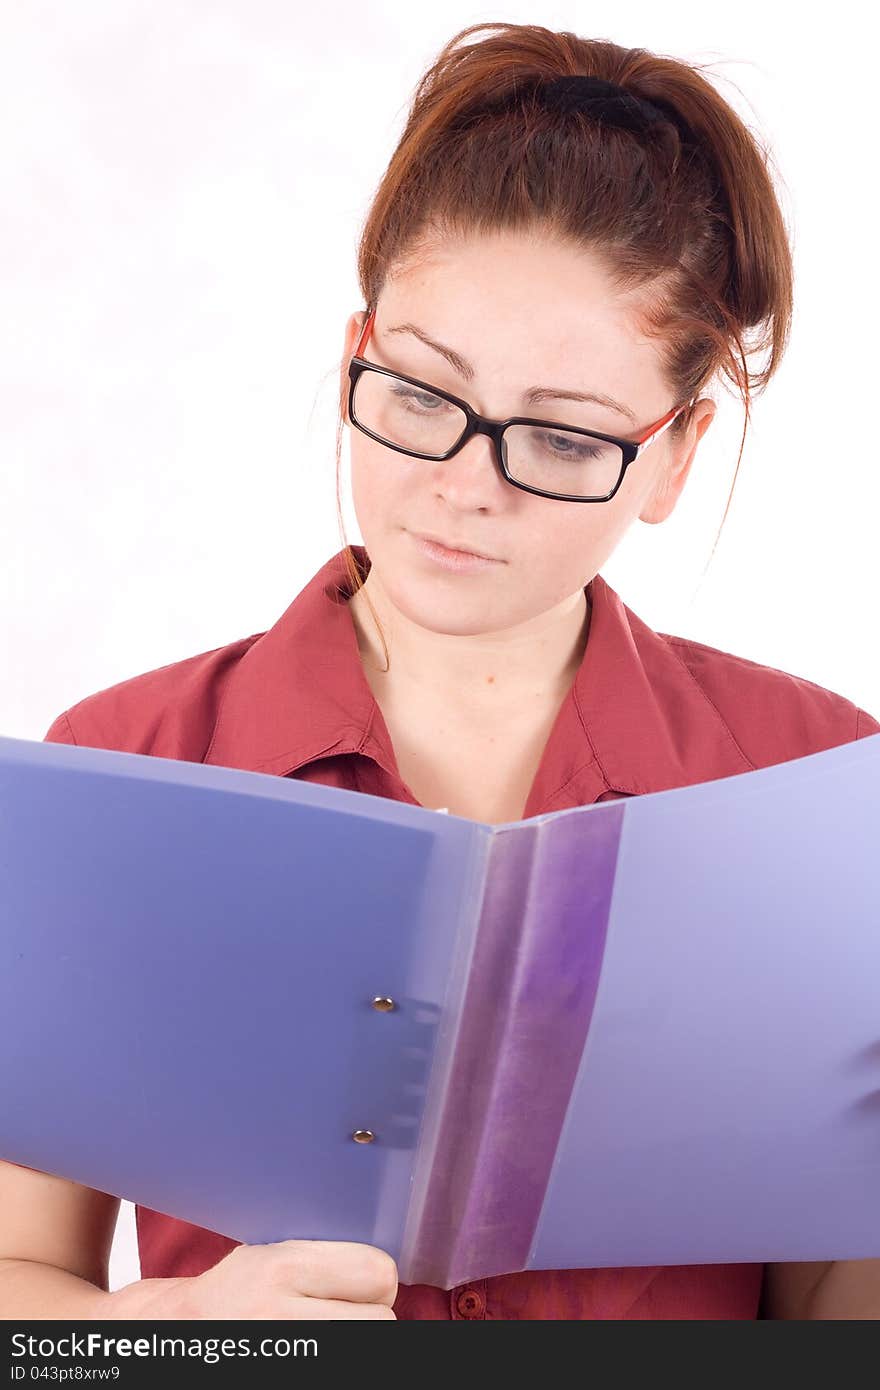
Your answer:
[271,1240,398,1305]
[291,1298,396,1320]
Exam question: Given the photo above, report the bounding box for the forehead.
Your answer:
[380,228,668,396]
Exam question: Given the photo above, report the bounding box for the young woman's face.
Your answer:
[339,229,715,639]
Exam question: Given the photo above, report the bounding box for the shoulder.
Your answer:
[657,630,880,765]
[43,631,265,761]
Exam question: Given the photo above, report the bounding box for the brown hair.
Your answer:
[333,22,794,666]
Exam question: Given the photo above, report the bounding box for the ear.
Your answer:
[640,398,717,525]
[339,309,368,425]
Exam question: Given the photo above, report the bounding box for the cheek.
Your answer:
[522,493,640,595]
[528,500,625,561]
[349,442,396,525]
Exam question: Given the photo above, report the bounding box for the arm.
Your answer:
[0,1259,185,1320]
[762,1260,880,1319]
[0,1159,186,1320]
[0,1260,113,1319]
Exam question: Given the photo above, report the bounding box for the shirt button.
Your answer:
[454,1287,486,1319]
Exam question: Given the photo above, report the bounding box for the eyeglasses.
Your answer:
[346,308,695,503]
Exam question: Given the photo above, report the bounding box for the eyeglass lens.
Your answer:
[352,370,624,500]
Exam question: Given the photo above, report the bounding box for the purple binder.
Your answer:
[1,731,879,1289]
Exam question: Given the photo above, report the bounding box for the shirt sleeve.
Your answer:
[42,711,78,744]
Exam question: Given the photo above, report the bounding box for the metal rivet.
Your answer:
[371,996,396,1012]
[352,1129,375,1144]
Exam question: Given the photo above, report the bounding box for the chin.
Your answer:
[389,570,516,637]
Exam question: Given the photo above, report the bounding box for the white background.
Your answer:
[2,1,876,1297]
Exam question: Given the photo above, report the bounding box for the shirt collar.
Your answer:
[205,545,751,804]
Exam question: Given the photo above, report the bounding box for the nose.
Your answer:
[430,431,506,502]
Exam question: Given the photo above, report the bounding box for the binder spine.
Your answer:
[398,802,626,1288]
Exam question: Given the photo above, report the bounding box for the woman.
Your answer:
[2,22,879,1320]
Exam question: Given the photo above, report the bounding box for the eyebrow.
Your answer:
[383,321,639,426]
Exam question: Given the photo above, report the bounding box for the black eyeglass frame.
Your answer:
[346,307,695,504]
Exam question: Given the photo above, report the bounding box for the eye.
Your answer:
[389,383,453,414]
[533,430,607,461]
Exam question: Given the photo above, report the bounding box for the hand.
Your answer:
[106,1239,398,1320]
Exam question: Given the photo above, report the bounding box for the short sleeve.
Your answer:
[856,707,880,739]
[43,711,77,744]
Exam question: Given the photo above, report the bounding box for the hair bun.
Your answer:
[534,74,672,137]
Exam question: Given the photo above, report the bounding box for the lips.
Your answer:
[415,533,496,561]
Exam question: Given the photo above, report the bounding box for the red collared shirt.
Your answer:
[43,545,880,1320]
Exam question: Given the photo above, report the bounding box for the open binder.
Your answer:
[1,730,879,1289]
